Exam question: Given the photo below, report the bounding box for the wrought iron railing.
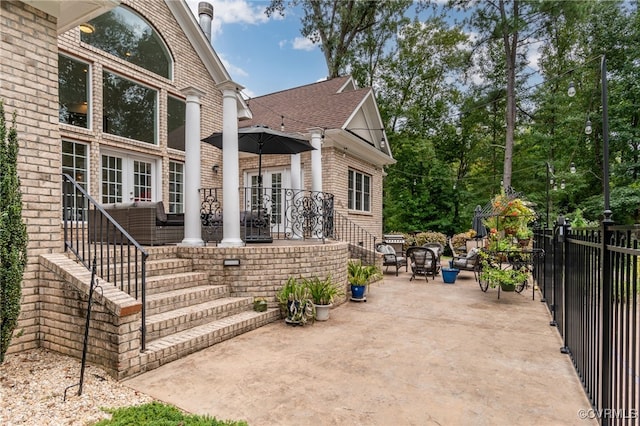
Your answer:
[200,186,377,264]
[330,211,377,265]
[200,187,335,244]
[62,174,148,350]
[533,223,640,425]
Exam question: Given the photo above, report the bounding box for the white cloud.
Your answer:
[185,0,271,41]
[291,36,316,51]
[217,52,248,78]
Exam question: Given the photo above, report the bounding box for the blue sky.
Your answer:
[186,0,327,98]
[184,1,542,99]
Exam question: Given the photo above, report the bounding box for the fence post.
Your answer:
[560,217,570,354]
[600,214,614,426]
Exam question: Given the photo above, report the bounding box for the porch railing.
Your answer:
[533,222,640,425]
[62,174,148,350]
[200,186,377,264]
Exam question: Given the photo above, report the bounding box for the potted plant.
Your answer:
[478,251,529,292]
[253,297,268,312]
[303,274,344,321]
[276,277,315,325]
[347,260,382,301]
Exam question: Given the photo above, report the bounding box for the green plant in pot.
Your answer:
[302,274,344,321]
[478,251,529,292]
[276,276,315,325]
[347,260,382,300]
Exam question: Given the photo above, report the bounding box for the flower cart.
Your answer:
[474,189,544,299]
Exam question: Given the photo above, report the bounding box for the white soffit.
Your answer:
[24,0,120,34]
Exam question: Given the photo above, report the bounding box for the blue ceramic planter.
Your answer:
[442,267,459,284]
[351,284,366,299]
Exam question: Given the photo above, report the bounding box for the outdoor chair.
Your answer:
[406,246,438,282]
[422,242,444,274]
[448,237,467,258]
[451,247,481,279]
[375,242,406,276]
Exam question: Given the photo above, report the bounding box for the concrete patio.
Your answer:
[124,266,597,426]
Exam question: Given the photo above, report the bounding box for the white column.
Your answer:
[290,153,302,239]
[309,129,323,239]
[180,87,205,246]
[217,81,244,247]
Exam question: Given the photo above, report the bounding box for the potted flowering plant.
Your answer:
[477,250,529,292]
[484,192,535,236]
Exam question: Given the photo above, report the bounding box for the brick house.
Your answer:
[1,0,393,378]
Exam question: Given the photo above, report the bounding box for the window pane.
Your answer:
[133,160,152,201]
[348,170,354,210]
[62,141,88,220]
[169,161,184,213]
[167,96,185,150]
[103,71,157,144]
[347,169,371,212]
[102,155,122,204]
[59,55,89,128]
[81,6,171,79]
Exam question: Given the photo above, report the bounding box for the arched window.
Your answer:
[81,5,172,79]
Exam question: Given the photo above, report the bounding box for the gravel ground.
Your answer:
[0,348,154,426]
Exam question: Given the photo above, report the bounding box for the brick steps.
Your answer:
[142,308,281,371]
[146,296,253,341]
[145,271,210,295]
[145,284,227,316]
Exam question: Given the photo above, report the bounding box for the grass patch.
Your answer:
[95,401,248,426]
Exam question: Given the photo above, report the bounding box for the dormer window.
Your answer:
[81,5,172,79]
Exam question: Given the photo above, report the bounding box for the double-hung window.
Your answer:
[348,169,371,212]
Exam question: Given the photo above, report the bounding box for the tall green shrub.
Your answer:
[0,100,28,362]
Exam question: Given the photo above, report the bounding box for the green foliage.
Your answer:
[95,401,247,425]
[0,100,28,363]
[405,231,447,248]
[276,276,315,324]
[347,260,382,286]
[302,274,344,306]
[478,251,529,290]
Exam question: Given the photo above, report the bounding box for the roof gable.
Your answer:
[242,76,370,133]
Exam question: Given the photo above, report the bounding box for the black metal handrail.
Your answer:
[62,174,148,350]
[329,210,377,265]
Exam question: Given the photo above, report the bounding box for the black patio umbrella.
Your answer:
[201,125,315,189]
[472,204,487,242]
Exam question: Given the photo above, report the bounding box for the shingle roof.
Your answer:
[241,76,372,134]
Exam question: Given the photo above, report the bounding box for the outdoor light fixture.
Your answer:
[561,179,566,190]
[380,137,386,149]
[585,119,593,135]
[79,23,95,34]
[567,82,576,97]
[570,162,576,174]
[223,258,240,267]
[212,164,219,174]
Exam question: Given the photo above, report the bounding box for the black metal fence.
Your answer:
[62,174,148,350]
[533,222,640,425]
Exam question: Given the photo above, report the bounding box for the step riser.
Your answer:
[146,286,228,316]
[146,298,252,341]
[145,272,211,296]
[141,310,281,373]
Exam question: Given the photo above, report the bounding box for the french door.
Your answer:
[101,151,158,204]
[246,169,288,231]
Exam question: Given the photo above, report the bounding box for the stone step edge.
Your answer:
[141,309,280,370]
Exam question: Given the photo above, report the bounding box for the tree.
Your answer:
[0,100,28,362]
[266,0,412,79]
